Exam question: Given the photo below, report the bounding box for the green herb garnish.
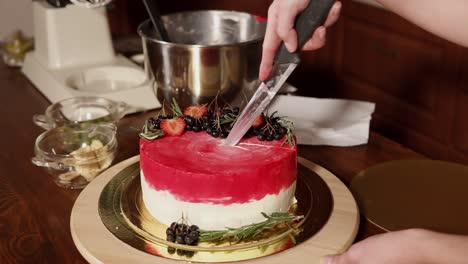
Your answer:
[199,212,303,243]
[277,117,296,146]
[171,98,184,117]
[139,119,164,141]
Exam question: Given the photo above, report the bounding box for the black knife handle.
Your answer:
[275,0,335,64]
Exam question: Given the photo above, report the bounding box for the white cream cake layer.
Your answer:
[141,170,297,230]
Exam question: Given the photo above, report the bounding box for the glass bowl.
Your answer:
[33,96,130,130]
[32,123,118,189]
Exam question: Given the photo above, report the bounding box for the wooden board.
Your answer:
[70,156,359,263]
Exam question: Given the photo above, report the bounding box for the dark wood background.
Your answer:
[107,0,468,164]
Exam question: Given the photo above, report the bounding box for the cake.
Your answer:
[140,132,297,230]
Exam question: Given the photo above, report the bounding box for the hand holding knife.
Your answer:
[225,0,336,146]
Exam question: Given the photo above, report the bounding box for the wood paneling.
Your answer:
[336,1,467,163]
[451,52,468,155]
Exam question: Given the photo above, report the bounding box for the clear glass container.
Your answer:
[32,123,117,189]
[33,96,130,130]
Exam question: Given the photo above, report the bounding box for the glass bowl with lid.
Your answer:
[33,96,130,130]
[32,123,117,189]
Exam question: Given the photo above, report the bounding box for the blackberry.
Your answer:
[274,133,283,140]
[192,125,201,132]
[190,225,199,232]
[224,126,232,133]
[220,131,229,138]
[184,116,194,125]
[185,250,195,258]
[166,228,174,236]
[167,247,176,254]
[277,127,286,136]
[148,117,156,125]
[175,235,184,244]
[176,249,185,256]
[170,222,178,231]
[206,127,213,134]
[186,125,192,131]
[266,134,274,141]
[190,230,200,238]
[166,234,175,243]
[257,134,266,141]
[211,130,220,138]
[184,235,195,245]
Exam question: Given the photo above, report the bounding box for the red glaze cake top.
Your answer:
[140,132,297,205]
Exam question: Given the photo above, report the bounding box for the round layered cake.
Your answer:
[140,132,297,230]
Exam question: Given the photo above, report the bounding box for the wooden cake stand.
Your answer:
[71,156,359,263]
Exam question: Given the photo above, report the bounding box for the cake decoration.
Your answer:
[197,212,303,244]
[139,98,299,246]
[164,212,303,255]
[140,99,296,146]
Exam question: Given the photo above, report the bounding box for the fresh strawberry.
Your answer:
[183,105,208,119]
[252,115,264,128]
[160,117,186,136]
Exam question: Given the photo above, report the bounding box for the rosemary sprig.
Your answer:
[139,119,164,141]
[171,98,184,117]
[220,112,237,125]
[278,117,296,146]
[198,212,303,243]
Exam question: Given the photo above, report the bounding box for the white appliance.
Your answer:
[22,1,160,111]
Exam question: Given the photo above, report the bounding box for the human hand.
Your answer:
[259,0,342,81]
[321,229,432,264]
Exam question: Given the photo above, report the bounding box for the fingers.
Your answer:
[276,0,309,52]
[324,1,342,27]
[302,26,326,51]
[259,0,342,81]
[260,3,281,81]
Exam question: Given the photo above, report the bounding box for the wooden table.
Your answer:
[0,61,425,263]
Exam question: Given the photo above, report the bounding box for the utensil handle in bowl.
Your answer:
[142,0,171,42]
[275,0,336,64]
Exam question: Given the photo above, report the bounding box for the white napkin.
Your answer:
[268,90,375,146]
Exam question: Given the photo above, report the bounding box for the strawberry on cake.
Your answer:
[139,103,297,231]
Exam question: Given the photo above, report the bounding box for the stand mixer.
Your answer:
[22,0,161,111]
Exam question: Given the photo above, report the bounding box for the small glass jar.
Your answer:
[32,123,117,189]
[33,96,130,130]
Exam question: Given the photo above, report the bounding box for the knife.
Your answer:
[225,0,336,146]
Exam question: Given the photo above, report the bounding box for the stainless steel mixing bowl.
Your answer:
[138,10,266,108]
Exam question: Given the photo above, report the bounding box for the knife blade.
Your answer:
[225,0,336,146]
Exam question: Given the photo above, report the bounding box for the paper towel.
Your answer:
[268,93,375,146]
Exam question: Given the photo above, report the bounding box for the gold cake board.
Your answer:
[71,156,359,264]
